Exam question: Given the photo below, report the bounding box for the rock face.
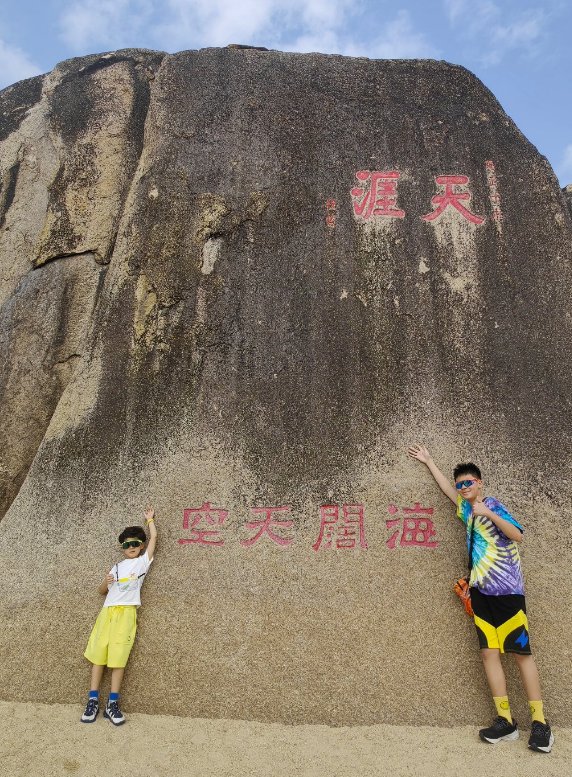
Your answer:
[1,48,572,726]
[564,184,572,218]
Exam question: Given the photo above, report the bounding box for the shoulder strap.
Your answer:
[115,560,147,581]
[467,515,475,575]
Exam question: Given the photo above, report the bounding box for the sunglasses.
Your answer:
[120,540,143,549]
[455,479,478,490]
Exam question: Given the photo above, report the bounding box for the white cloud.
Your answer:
[444,0,499,29]
[364,10,440,59]
[308,13,439,61]
[58,0,355,55]
[155,0,361,51]
[56,0,437,62]
[285,30,343,56]
[482,11,545,66]
[492,16,544,47]
[59,0,152,53]
[156,0,277,50]
[0,39,42,90]
[158,1,438,60]
[443,0,547,67]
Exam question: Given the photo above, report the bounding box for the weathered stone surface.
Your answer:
[564,184,572,219]
[0,49,165,519]
[1,48,572,727]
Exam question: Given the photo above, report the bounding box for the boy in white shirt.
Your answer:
[81,507,157,725]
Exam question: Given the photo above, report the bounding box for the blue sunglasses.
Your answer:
[455,479,478,490]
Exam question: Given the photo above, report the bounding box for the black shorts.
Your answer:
[470,587,532,655]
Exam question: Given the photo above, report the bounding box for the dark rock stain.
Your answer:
[0,160,21,229]
[0,74,44,143]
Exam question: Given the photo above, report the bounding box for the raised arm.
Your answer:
[144,506,157,559]
[408,445,458,504]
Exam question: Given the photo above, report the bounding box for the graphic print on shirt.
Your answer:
[116,568,142,593]
[457,495,524,595]
[104,550,153,607]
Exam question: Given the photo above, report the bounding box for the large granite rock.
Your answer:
[1,47,571,726]
[564,184,572,219]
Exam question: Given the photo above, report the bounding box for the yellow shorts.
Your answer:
[470,588,531,654]
[84,606,137,668]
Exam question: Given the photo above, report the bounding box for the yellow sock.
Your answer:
[529,700,545,724]
[493,695,512,723]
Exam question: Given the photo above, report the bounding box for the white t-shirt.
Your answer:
[103,550,153,607]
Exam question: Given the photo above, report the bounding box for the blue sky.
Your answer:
[1,0,571,185]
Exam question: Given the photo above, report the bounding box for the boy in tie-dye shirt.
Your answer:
[408,446,554,754]
[457,493,525,597]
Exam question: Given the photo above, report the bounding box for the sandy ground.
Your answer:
[1,701,570,777]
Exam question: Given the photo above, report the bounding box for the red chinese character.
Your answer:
[351,171,405,220]
[485,160,495,171]
[313,505,368,550]
[326,199,337,211]
[402,502,434,516]
[492,209,504,222]
[400,517,438,547]
[178,502,228,546]
[241,506,293,547]
[386,504,438,548]
[421,175,484,224]
[325,214,336,227]
[385,517,401,549]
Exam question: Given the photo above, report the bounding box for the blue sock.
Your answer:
[109,692,119,702]
[89,690,98,699]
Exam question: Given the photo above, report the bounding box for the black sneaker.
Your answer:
[528,720,554,753]
[479,716,519,744]
[103,700,126,726]
[80,697,99,723]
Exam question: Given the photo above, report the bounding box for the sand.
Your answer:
[1,701,570,777]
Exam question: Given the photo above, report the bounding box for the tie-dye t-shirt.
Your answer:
[457,495,524,596]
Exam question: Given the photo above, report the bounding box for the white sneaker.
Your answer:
[103,700,125,726]
[80,697,99,723]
